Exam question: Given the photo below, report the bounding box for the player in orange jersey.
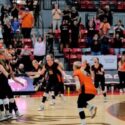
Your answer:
[73,61,97,125]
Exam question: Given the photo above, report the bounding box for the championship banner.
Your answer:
[82,55,117,70]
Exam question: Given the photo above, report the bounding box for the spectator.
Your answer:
[91,34,101,55]
[1,5,8,25]
[11,2,19,19]
[70,6,80,24]
[3,20,12,48]
[91,40,101,55]
[15,63,27,76]
[11,17,20,34]
[26,0,34,11]
[21,45,32,71]
[33,34,46,62]
[13,38,23,48]
[86,19,96,47]
[94,16,101,34]
[114,20,124,38]
[114,33,124,55]
[100,35,109,55]
[100,17,110,36]
[62,6,71,23]
[52,4,62,31]
[70,7,81,48]
[46,29,54,54]
[60,20,70,52]
[21,8,34,38]
[96,8,105,22]
[103,5,113,25]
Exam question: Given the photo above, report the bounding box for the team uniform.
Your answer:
[55,69,64,96]
[40,62,60,109]
[118,61,125,92]
[91,63,107,98]
[73,68,97,125]
[0,60,20,120]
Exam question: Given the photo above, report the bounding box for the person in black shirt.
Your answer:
[27,60,44,90]
[62,6,71,23]
[91,57,107,101]
[46,29,54,54]
[11,3,19,19]
[0,50,23,120]
[38,54,66,110]
[114,33,123,55]
[114,20,124,38]
[86,20,96,47]
[91,40,101,55]
[70,6,81,48]
[60,20,70,52]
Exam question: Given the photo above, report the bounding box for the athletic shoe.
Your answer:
[90,106,97,119]
[15,111,23,118]
[104,97,108,103]
[50,101,55,106]
[38,104,44,111]
[0,115,8,121]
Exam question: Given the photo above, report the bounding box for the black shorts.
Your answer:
[55,83,64,96]
[0,85,14,99]
[45,81,57,93]
[77,93,95,108]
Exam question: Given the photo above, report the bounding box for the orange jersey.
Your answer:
[21,12,34,28]
[73,69,97,95]
[121,62,125,71]
[118,61,125,71]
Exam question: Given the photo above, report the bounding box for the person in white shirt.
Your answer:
[52,4,62,31]
[33,34,46,62]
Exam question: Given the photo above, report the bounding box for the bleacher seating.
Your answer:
[77,0,125,11]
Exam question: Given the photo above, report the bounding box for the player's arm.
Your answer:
[38,65,46,76]
[74,76,81,91]
[0,64,10,78]
[57,66,66,77]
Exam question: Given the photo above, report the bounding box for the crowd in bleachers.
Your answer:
[0,1,40,73]
[0,1,125,72]
[48,3,125,68]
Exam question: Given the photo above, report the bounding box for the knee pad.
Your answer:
[3,98,9,105]
[9,98,15,103]
[0,99,3,105]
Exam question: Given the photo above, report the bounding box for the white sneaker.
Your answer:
[15,111,23,118]
[90,106,97,119]
[5,113,13,119]
[50,101,55,106]
[0,115,8,121]
[104,97,108,102]
[38,104,44,111]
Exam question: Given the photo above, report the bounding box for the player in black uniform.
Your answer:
[0,50,23,120]
[54,59,65,101]
[27,60,45,91]
[38,54,66,110]
[91,57,107,101]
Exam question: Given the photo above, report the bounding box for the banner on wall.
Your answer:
[82,55,117,70]
[8,77,35,94]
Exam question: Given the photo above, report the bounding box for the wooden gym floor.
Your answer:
[1,94,125,125]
